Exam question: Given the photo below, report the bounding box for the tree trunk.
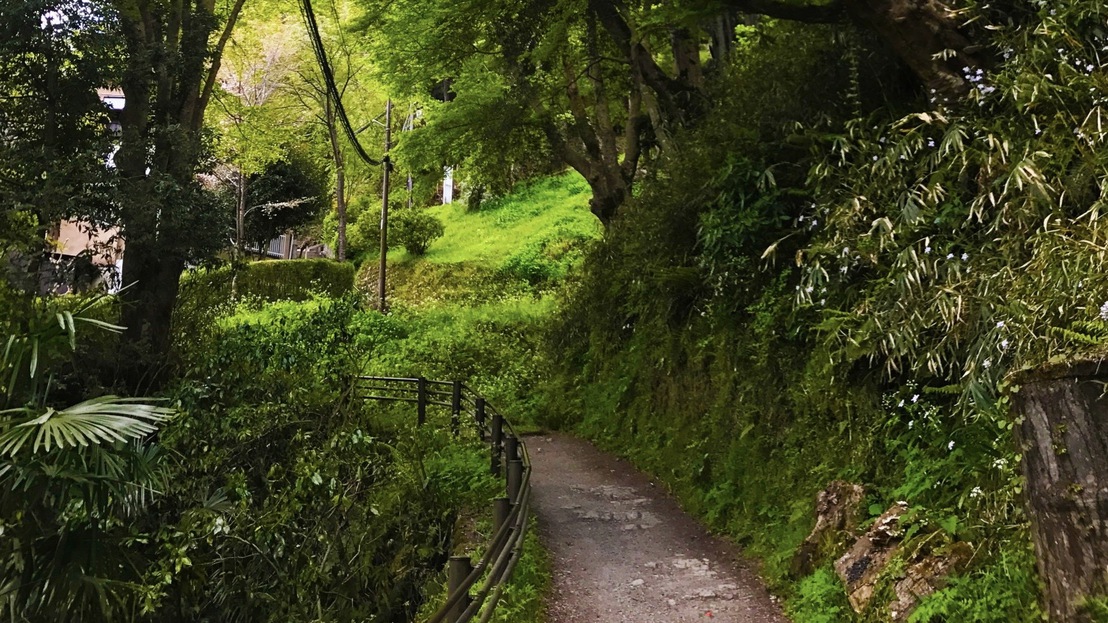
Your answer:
[1010,359,1108,622]
[841,0,981,98]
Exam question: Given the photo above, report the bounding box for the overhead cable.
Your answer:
[300,0,382,166]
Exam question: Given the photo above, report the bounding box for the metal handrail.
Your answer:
[358,376,532,623]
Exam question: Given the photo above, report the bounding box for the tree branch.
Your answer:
[195,0,248,129]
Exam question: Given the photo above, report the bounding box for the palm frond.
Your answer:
[0,396,174,457]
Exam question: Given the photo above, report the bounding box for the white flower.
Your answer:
[898,400,905,408]
[996,320,1005,328]
[946,253,954,260]
[911,394,920,403]
[908,420,914,429]
[948,441,956,451]
[924,245,932,254]
[1099,300,1108,321]
[927,138,936,148]
[970,486,983,498]
[805,285,814,294]
[1001,339,1010,349]
[961,253,969,261]
[842,247,850,255]
[983,358,993,369]
[840,265,849,274]
[993,458,1008,469]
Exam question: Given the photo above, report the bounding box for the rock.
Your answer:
[630,579,645,587]
[888,542,974,622]
[834,502,909,612]
[790,481,866,578]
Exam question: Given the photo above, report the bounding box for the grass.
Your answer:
[416,171,600,266]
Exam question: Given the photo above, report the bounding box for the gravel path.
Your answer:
[527,433,789,623]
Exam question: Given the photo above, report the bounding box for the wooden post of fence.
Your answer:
[475,397,487,440]
[451,381,462,437]
[417,377,427,426]
[493,496,511,533]
[507,459,523,502]
[490,413,503,476]
[504,435,519,466]
[447,555,472,623]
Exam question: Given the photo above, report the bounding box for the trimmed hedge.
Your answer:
[181,259,354,304]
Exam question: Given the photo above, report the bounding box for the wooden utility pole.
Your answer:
[377,98,392,312]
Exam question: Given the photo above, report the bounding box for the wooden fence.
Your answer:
[356,376,532,623]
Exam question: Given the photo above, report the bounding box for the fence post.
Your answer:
[447,555,472,623]
[490,413,503,476]
[475,397,487,440]
[417,376,427,426]
[504,435,519,466]
[507,459,523,502]
[451,380,462,437]
[493,497,511,533]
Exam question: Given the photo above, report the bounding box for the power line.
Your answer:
[299,0,383,167]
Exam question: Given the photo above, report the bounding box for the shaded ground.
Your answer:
[528,432,789,622]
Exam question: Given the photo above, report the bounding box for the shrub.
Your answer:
[391,208,445,255]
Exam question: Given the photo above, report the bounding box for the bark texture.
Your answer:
[1010,360,1108,622]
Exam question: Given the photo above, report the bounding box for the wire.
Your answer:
[299,0,383,167]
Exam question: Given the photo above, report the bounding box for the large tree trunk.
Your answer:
[1010,360,1108,622]
[111,0,244,390]
[843,0,981,98]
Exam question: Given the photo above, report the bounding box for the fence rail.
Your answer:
[356,376,531,623]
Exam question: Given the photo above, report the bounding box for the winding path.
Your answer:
[528,433,789,622]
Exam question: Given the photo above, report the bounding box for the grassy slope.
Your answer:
[419,172,598,265]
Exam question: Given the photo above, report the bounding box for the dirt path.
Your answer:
[527,433,789,623]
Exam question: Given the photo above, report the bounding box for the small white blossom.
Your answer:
[996,320,1005,328]
[898,400,905,408]
[993,458,1008,469]
[961,252,969,261]
[927,138,936,148]
[911,394,920,403]
[1099,300,1108,321]
[948,441,956,451]
[924,245,932,254]
[983,358,993,369]
[946,253,955,260]
[1001,339,1010,350]
[970,486,983,498]
[908,420,914,429]
[840,265,849,274]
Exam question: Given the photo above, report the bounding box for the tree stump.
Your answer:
[1010,360,1108,621]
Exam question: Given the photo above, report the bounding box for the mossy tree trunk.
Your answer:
[1010,360,1108,622]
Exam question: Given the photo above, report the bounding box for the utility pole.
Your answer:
[378,98,392,313]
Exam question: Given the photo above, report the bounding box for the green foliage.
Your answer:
[391,206,445,255]
[789,567,853,623]
[908,544,1043,622]
[1,296,174,622]
[243,151,331,247]
[147,296,493,620]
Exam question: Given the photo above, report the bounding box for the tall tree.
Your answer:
[111,0,246,383]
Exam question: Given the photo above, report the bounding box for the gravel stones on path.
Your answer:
[528,433,789,623]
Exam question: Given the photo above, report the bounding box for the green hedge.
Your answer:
[181,259,354,304]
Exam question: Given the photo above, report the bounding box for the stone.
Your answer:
[630,579,645,587]
[888,542,974,622]
[790,481,866,578]
[834,502,908,612]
